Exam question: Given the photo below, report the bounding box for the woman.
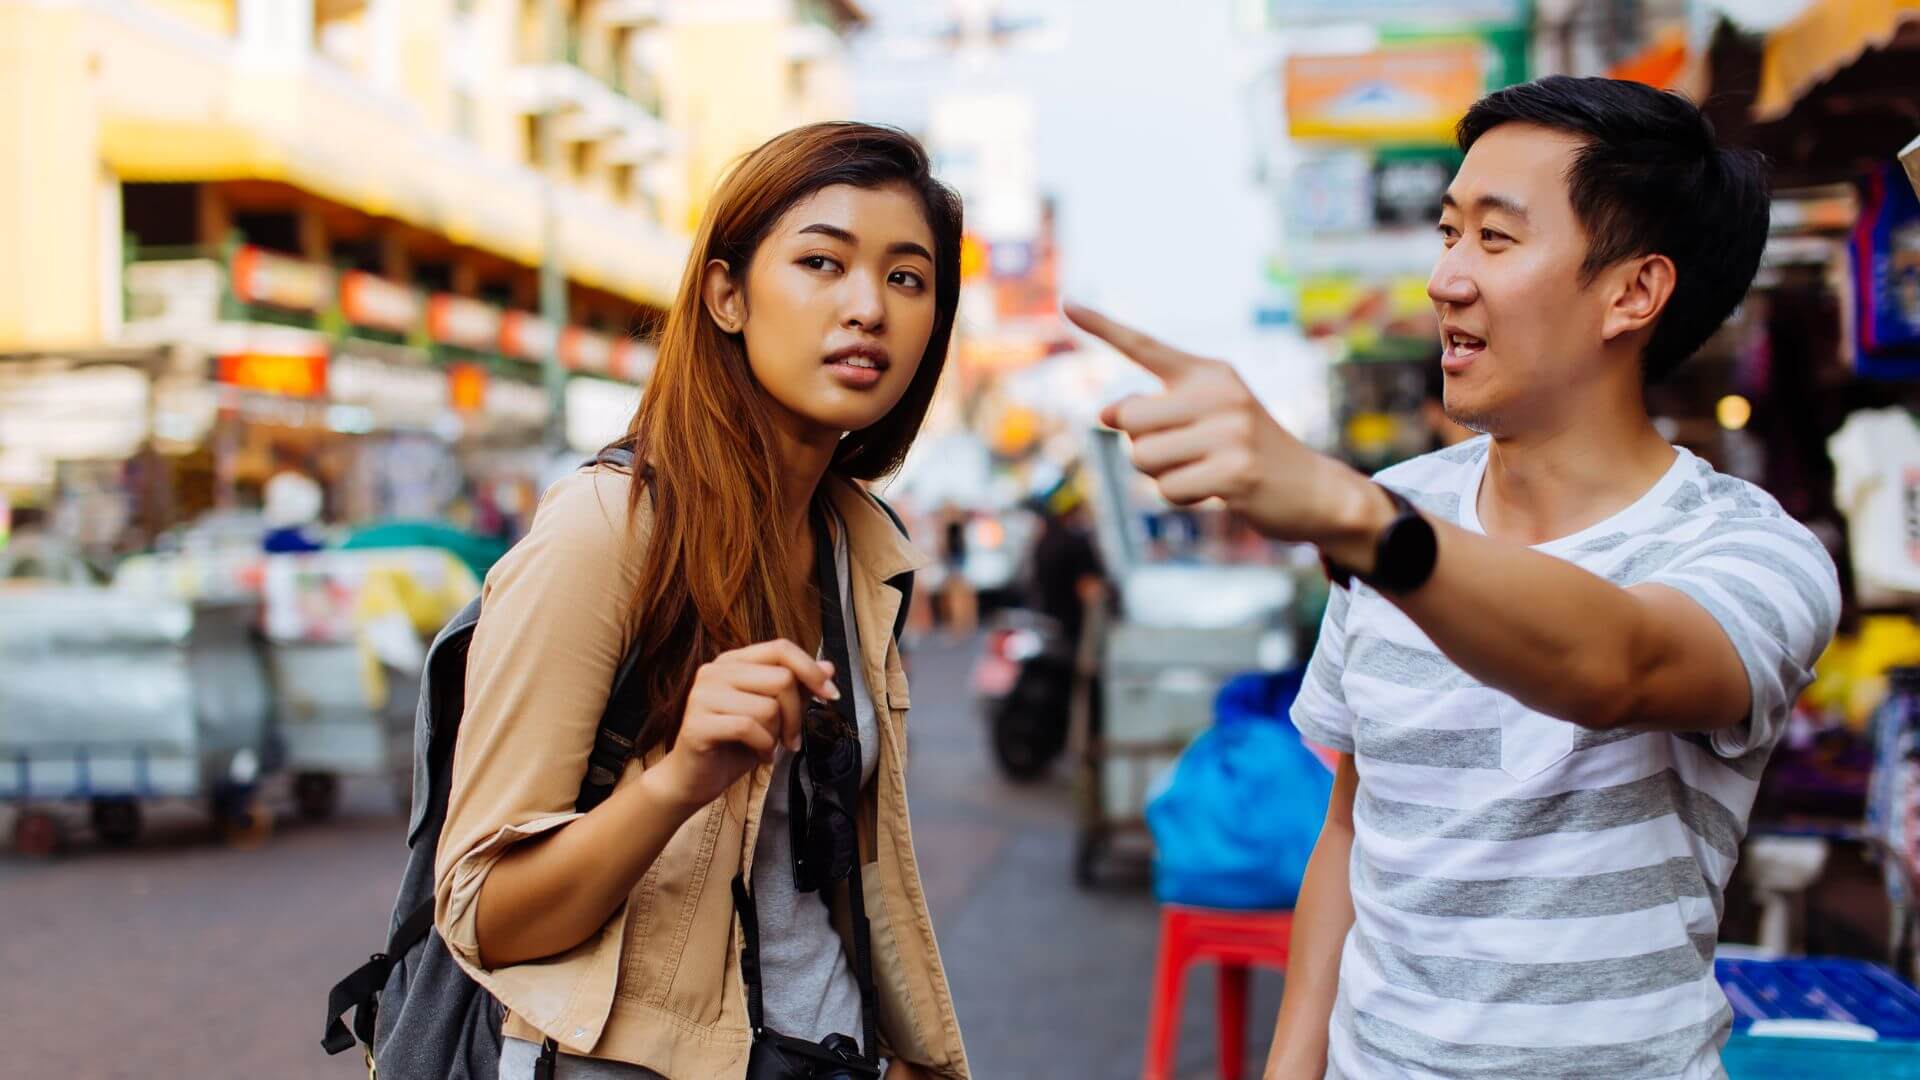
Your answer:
[434,123,970,1079]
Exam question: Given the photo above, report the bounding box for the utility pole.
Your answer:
[539,0,570,452]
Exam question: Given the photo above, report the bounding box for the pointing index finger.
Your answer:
[1064,302,1199,382]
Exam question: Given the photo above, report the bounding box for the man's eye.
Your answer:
[1437,225,1460,243]
[1481,229,1508,244]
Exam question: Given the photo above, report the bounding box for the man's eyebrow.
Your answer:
[1439,192,1531,220]
[796,223,933,262]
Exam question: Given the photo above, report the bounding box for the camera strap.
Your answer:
[729,497,879,1065]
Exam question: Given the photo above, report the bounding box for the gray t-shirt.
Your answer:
[503,513,880,1079]
[1294,438,1839,1079]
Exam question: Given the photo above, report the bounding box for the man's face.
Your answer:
[1429,123,1612,435]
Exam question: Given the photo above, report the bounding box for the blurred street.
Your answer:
[1,635,1279,1080]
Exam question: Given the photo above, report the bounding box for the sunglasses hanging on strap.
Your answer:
[729,497,881,1080]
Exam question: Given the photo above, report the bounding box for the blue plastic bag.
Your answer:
[1146,670,1334,910]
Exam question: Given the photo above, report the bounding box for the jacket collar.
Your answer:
[824,474,929,589]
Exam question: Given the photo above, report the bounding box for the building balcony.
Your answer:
[88,1,686,309]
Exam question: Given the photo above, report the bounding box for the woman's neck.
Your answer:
[768,412,840,569]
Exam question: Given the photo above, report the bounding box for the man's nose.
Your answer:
[1427,248,1478,309]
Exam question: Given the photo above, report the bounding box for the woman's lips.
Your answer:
[825,360,887,389]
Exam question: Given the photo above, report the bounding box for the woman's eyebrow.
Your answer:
[795,222,933,262]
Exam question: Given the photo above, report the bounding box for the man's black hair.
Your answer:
[1457,75,1770,383]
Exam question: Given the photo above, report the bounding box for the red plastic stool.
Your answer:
[1142,905,1293,1080]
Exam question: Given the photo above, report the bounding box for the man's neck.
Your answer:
[1476,396,1676,547]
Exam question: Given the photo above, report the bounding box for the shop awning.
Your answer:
[1755,0,1920,121]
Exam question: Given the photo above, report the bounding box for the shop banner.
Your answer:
[560,327,612,375]
[428,294,503,352]
[499,310,558,362]
[1372,147,1461,227]
[1266,0,1524,24]
[231,245,332,313]
[1854,160,1920,370]
[216,351,329,398]
[1285,43,1484,144]
[447,363,489,414]
[610,338,658,384]
[338,271,422,334]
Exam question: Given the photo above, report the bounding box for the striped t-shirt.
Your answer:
[1292,437,1839,1080]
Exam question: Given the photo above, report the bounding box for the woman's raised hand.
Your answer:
[643,640,840,813]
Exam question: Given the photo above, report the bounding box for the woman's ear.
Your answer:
[701,258,745,334]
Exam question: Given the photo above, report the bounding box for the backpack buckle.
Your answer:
[364,1045,377,1079]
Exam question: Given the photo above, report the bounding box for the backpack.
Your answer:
[322,449,914,1079]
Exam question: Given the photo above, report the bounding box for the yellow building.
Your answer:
[0,0,866,537]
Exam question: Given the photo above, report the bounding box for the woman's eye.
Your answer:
[890,270,926,289]
[801,255,840,272]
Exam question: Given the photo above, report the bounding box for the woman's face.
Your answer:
[705,182,939,441]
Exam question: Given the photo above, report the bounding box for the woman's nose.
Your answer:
[842,273,886,331]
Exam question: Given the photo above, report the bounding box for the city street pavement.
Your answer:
[4,634,1281,1079]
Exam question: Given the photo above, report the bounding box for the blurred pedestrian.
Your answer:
[935,504,977,638]
[1077,76,1837,1080]
[1026,475,1105,650]
[434,123,969,1079]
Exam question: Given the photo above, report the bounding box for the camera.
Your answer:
[744,1030,880,1080]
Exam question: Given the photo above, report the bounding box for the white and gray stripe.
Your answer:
[1293,439,1838,1079]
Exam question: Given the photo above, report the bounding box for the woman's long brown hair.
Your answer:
[614,122,962,754]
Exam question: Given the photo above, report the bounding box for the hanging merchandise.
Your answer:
[1853,160,1920,375]
[1830,407,1920,604]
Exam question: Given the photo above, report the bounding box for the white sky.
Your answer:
[847,0,1329,435]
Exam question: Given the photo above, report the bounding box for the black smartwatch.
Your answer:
[1324,485,1438,594]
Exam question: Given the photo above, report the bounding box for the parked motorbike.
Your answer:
[972,608,1080,780]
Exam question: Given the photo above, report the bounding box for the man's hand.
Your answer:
[1067,303,1391,567]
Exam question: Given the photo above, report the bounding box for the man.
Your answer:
[1070,76,1837,1079]
[1026,477,1105,648]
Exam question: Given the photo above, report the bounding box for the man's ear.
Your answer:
[702,258,744,334]
[1601,253,1676,344]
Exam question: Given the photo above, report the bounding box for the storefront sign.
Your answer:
[565,377,642,454]
[216,351,329,398]
[610,339,658,383]
[330,351,449,428]
[1299,273,1436,346]
[339,271,422,334]
[1855,160,1920,368]
[1266,0,1524,24]
[428,294,504,351]
[1289,152,1374,237]
[230,245,333,313]
[1372,148,1461,227]
[560,327,614,375]
[447,363,490,413]
[499,310,558,361]
[1285,43,1484,144]
[485,379,551,429]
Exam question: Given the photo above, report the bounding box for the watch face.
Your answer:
[1377,507,1439,593]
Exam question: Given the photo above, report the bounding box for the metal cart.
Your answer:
[1068,430,1300,885]
[0,588,277,854]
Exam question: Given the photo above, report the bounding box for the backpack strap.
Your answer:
[322,897,437,1054]
[578,444,649,813]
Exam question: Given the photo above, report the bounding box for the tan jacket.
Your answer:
[433,465,970,1079]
